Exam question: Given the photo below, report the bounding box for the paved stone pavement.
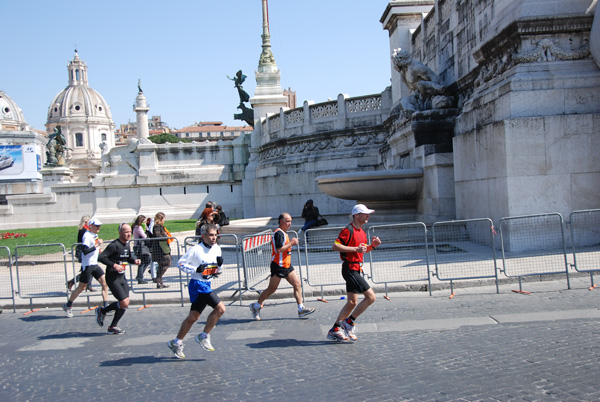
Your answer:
[1,276,599,402]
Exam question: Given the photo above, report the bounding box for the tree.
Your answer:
[148,133,191,144]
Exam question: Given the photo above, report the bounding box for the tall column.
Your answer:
[134,80,150,140]
[249,0,288,142]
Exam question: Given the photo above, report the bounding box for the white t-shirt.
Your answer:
[81,230,99,268]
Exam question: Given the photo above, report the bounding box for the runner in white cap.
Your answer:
[327,204,381,342]
[62,217,109,317]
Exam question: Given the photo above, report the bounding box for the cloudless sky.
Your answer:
[2,0,393,131]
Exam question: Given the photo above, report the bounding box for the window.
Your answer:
[101,133,107,141]
[75,133,83,147]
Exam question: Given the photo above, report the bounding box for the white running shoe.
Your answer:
[167,340,185,359]
[62,303,73,318]
[249,303,261,321]
[341,319,358,341]
[195,333,215,352]
[298,306,316,318]
[327,326,349,342]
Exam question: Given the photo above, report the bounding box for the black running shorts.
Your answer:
[342,262,370,294]
[79,265,104,284]
[270,261,294,278]
[190,292,221,314]
[106,273,130,301]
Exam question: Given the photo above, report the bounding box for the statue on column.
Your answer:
[228,70,254,127]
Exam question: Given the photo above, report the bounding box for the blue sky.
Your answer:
[2,0,393,131]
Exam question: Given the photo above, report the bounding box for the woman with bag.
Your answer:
[152,212,172,288]
[132,215,152,284]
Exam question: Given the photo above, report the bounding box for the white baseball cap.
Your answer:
[88,217,103,226]
[352,204,375,215]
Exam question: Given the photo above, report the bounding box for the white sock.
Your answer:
[174,338,183,345]
[298,304,304,311]
[201,332,209,339]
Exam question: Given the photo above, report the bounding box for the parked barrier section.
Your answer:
[368,223,432,294]
[241,231,273,291]
[128,237,184,306]
[499,213,570,289]
[0,246,16,312]
[15,244,69,307]
[570,209,600,277]
[302,226,348,288]
[432,219,499,293]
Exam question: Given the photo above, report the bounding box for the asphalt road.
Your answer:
[1,276,599,402]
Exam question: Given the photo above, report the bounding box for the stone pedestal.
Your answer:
[41,167,74,187]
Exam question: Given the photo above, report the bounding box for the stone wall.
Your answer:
[1,135,250,229]
[252,90,393,217]
[407,0,600,223]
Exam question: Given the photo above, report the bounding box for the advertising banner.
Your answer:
[0,145,41,181]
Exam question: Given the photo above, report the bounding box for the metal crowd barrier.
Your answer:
[0,246,16,312]
[368,222,432,296]
[240,230,305,305]
[499,213,570,291]
[302,226,350,297]
[127,236,184,307]
[432,218,499,296]
[241,230,273,292]
[14,243,69,310]
[569,209,600,288]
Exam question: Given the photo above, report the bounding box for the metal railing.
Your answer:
[0,246,15,312]
[368,222,432,296]
[432,219,500,295]
[14,243,69,310]
[127,237,184,307]
[569,209,600,288]
[499,213,570,291]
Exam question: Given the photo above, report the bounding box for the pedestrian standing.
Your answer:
[152,212,172,288]
[167,223,225,359]
[327,204,381,342]
[95,223,140,335]
[249,213,315,320]
[62,217,109,317]
[132,215,151,284]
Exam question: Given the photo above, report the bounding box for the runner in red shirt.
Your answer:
[328,204,381,342]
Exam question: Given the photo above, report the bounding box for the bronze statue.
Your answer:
[228,70,250,103]
[229,70,254,126]
[45,125,67,167]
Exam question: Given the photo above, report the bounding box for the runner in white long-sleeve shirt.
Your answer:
[166,223,225,359]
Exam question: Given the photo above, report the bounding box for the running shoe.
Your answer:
[66,279,75,291]
[341,318,358,341]
[95,306,105,327]
[327,326,349,342]
[62,303,73,318]
[298,306,316,318]
[167,340,185,359]
[195,333,215,352]
[249,303,261,321]
[107,326,126,335]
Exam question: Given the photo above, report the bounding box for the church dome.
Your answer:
[47,52,113,124]
[46,51,115,162]
[0,90,27,130]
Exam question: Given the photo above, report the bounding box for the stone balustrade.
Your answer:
[259,90,392,143]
